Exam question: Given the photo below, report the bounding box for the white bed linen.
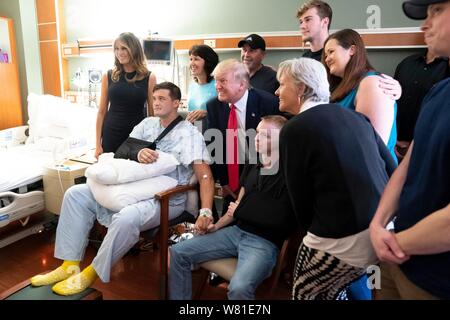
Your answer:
[0,93,97,193]
[0,144,54,192]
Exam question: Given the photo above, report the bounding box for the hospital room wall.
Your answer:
[176,48,422,78]
[68,48,422,102]
[63,0,420,41]
[1,0,424,117]
[0,0,43,121]
[64,0,423,93]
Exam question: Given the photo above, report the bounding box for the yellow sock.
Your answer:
[30,260,80,287]
[52,264,98,296]
[61,261,80,270]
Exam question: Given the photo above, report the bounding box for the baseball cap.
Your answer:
[238,34,266,51]
[403,0,448,19]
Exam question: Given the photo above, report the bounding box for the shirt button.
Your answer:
[424,67,428,71]
[414,81,418,84]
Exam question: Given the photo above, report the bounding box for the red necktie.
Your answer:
[227,104,239,192]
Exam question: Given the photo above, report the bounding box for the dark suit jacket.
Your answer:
[206,88,280,186]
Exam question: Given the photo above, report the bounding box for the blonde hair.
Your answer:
[111,32,149,83]
[261,115,288,129]
[212,59,249,87]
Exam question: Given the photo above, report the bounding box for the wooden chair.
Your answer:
[193,237,291,300]
[152,184,198,300]
[87,182,199,300]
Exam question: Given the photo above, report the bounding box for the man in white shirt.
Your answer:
[206,59,280,214]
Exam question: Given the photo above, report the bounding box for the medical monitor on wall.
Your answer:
[143,38,173,65]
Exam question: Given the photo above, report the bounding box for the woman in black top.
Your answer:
[276,58,396,300]
[95,32,157,158]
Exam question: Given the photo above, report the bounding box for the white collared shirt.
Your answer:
[299,98,329,114]
[229,90,248,130]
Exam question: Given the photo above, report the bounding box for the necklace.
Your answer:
[124,71,136,81]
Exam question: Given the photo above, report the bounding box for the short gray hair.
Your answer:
[277,58,330,102]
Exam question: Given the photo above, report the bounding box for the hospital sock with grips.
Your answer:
[30,260,80,287]
[52,264,98,296]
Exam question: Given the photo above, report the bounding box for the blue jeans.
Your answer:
[347,275,372,300]
[169,225,279,300]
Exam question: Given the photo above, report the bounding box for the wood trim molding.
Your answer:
[0,17,23,130]
[173,35,305,51]
[64,29,425,58]
[36,0,56,24]
[0,278,31,299]
[78,39,114,47]
[40,41,61,96]
[38,23,57,42]
[56,0,68,91]
[173,32,425,50]
[4,17,18,64]
[361,32,425,48]
[36,0,67,95]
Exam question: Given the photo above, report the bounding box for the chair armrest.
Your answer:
[155,184,198,200]
[156,183,198,299]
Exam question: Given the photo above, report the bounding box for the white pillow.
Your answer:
[85,152,179,185]
[87,175,178,212]
[26,93,96,149]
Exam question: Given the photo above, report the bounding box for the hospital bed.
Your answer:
[0,93,97,247]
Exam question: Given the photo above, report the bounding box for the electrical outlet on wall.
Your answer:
[204,39,216,48]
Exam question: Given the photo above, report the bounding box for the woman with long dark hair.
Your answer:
[95,32,157,158]
[323,29,398,163]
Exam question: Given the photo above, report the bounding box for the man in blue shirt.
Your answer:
[370,0,450,299]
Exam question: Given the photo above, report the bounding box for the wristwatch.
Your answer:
[199,208,213,218]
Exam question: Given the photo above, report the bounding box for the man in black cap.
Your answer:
[238,34,279,95]
[370,0,450,300]
[402,0,449,19]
